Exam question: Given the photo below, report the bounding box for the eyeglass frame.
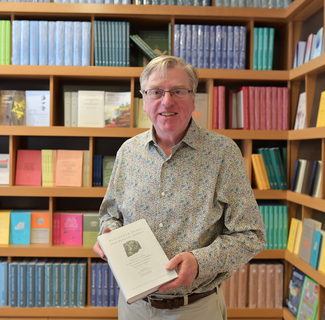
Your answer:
[141,88,194,100]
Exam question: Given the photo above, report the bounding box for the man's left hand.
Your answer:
[158,252,198,292]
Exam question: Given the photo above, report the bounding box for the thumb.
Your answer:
[166,255,182,270]
[104,227,111,233]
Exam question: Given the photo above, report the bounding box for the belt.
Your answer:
[143,287,217,309]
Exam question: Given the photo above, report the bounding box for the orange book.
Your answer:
[256,154,270,189]
[238,264,248,308]
[229,269,238,308]
[30,210,50,244]
[248,263,258,308]
[55,150,83,187]
[266,264,275,308]
[274,264,283,308]
[15,149,42,186]
[222,277,231,308]
[251,154,265,190]
[257,264,266,308]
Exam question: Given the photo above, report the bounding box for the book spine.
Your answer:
[273,205,279,249]
[262,27,268,70]
[267,28,275,70]
[48,21,56,66]
[0,261,8,307]
[21,20,30,65]
[226,26,233,69]
[60,263,69,307]
[254,87,261,130]
[191,24,198,68]
[30,21,40,65]
[71,92,78,127]
[266,264,275,308]
[257,264,266,308]
[257,27,263,70]
[242,86,249,130]
[271,87,277,130]
[102,263,109,307]
[44,263,53,307]
[260,87,266,130]
[213,86,218,129]
[77,261,87,307]
[39,21,48,66]
[52,263,61,307]
[179,24,186,62]
[185,24,192,65]
[233,26,240,69]
[203,25,210,69]
[90,263,96,306]
[68,263,78,307]
[218,86,226,129]
[282,87,290,130]
[239,26,246,69]
[262,205,269,249]
[274,264,283,308]
[109,267,115,306]
[209,25,216,69]
[221,26,227,69]
[197,25,204,68]
[215,25,222,69]
[9,262,17,307]
[64,21,73,66]
[237,264,248,308]
[96,263,103,306]
[73,21,82,66]
[174,24,180,58]
[126,22,130,67]
[283,205,288,249]
[35,264,44,307]
[121,22,125,67]
[17,263,27,307]
[229,269,238,307]
[4,21,10,65]
[94,21,99,66]
[55,21,64,66]
[118,22,123,67]
[277,87,283,130]
[248,264,258,308]
[12,20,21,65]
[268,205,274,249]
[248,86,255,130]
[266,87,272,130]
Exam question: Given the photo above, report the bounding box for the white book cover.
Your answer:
[78,91,105,127]
[0,154,9,185]
[25,91,50,127]
[97,219,178,304]
[192,93,208,129]
[294,92,306,130]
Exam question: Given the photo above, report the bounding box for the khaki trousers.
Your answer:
[118,287,227,320]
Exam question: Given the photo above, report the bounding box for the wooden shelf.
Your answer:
[283,307,296,320]
[253,189,287,199]
[216,130,288,140]
[287,190,325,212]
[227,308,283,318]
[288,126,325,140]
[254,249,286,259]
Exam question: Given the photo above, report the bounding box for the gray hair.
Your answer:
[140,56,199,94]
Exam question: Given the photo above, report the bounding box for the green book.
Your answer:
[101,21,107,67]
[273,205,279,249]
[258,27,263,70]
[268,205,274,249]
[5,21,11,65]
[267,148,285,190]
[130,35,156,62]
[263,205,269,249]
[102,156,116,187]
[259,205,268,249]
[126,22,130,67]
[97,21,102,67]
[278,205,283,249]
[281,147,287,180]
[108,21,113,66]
[111,21,116,67]
[273,147,287,189]
[283,205,288,249]
[168,23,172,55]
[114,22,119,67]
[253,28,259,70]
[0,21,5,66]
[118,21,122,67]
[267,28,275,70]
[83,212,100,247]
[94,21,99,66]
[262,27,269,70]
[258,148,275,189]
[134,34,159,60]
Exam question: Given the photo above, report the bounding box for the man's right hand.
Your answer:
[93,227,111,261]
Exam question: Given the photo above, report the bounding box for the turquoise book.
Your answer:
[68,259,79,308]
[258,148,275,189]
[17,259,27,307]
[278,205,283,249]
[262,28,269,70]
[60,258,71,307]
[283,205,288,249]
[310,230,322,269]
[273,205,279,249]
[52,258,63,307]
[44,259,55,307]
[267,28,275,70]
[9,261,18,307]
[0,258,8,306]
[257,27,263,70]
[35,259,47,307]
[263,205,269,249]
[253,27,258,70]
[9,210,32,245]
[26,258,38,307]
[268,205,274,249]
[77,259,87,308]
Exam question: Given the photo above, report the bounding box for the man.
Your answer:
[93,55,266,319]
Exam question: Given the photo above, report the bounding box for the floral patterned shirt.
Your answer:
[99,119,266,295]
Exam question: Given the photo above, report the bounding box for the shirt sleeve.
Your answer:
[191,137,267,287]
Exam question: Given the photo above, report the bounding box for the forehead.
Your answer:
[146,67,190,89]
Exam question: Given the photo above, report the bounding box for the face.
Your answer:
[143,67,195,143]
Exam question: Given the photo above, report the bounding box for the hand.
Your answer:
[158,252,198,292]
[92,227,111,261]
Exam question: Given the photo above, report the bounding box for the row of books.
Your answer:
[291,159,322,198]
[135,0,210,4]
[215,0,291,7]
[288,217,325,273]
[94,21,130,67]
[12,20,91,66]
[222,261,283,308]
[0,21,10,65]
[54,0,130,2]
[252,147,287,190]
[286,267,318,319]
[0,258,87,308]
[91,260,119,307]
[64,91,131,128]
[224,86,290,130]
[92,155,116,187]
[0,90,50,126]
[258,202,288,249]
[0,0,50,2]
[174,24,246,70]
[253,27,275,71]
[293,27,324,68]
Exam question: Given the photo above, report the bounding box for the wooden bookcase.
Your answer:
[0,0,325,319]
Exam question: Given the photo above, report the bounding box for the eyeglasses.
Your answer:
[142,88,193,100]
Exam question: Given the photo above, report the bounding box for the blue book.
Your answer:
[233,26,240,69]
[209,25,216,69]
[26,258,37,308]
[30,21,39,66]
[64,21,73,66]
[21,20,30,65]
[81,21,91,67]
[73,21,82,66]
[310,230,322,269]
[12,20,21,65]
[60,259,71,307]
[239,26,246,69]
[44,259,54,307]
[215,25,222,69]
[90,262,96,306]
[52,258,62,307]
[48,21,56,66]
[77,259,87,308]
[203,25,210,69]
[197,25,204,68]
[174,24,180,57]
[109,267,115,306]
[68,259,79,307]
[226,26,234,69]
[17,259,27,307]
[126,22,130,67]
[191,24,198,68]
[185,24,192,65]
[291,159,300,191]
[221,25,227,69]
[0,258,8,307]
[55,21,65,66]
[180,24,186,62]
[35,259,46,307]
[9,210,31,245]
[39,21,48,66]
[102,262,109,307]
[308,160,319,195]
[253,27,258,70]
[96,261,103,306]
[9,261,18,307]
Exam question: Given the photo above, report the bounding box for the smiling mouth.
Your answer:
[160,113,176,117]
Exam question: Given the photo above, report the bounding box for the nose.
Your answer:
[161,91,174,105]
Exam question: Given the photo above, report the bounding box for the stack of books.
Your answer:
[253,27,275,70]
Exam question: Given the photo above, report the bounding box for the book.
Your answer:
[35,258,46,307]
[310,229,324,269]
[311,160,322,198]
[248,263,258,308]
[97,219,178,304]
[69,258,79,307]
[304,33,314,63]
[44,258,54,307]
[104,92,131,128]
[316,91,325,127]
[0,258,8,307]
[294,219,303,255]
[83,212,100,247]
[286,267,306,317]
[77,259,87,307]
[52,258,62,307]
[60,258,71,307]
[297,276,319,320]
[287,217,300,253]
[15,149,42,186]
[294,92,306,130]
[135,98,151,128]
[229,268,238,308]
[9,260,18,307]
[313,27,323,59]
[17,259,27,307]
[55,212,83,246]
[30,210,50,244]
[102,156,115,187]
[293,159,307,193]
[55,150,83,187]
[192,93,208,129]
[274,264,283,308]
[25,90,50,127]
[41,149,53,187]
[9,210,32,245]
[0,90,26,126]
[0,210,11,244]
[26,258,37,308]
[257,263,266,308]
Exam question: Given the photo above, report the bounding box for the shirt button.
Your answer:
[161,192,165,196]
[159,223,163,227]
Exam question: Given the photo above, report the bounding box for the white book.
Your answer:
[64,92,71,127]
[71,92,78,127]
[78,91,105,128]
[97,219,178,304]
[25,91,50,126]
[192,93,208,129]
[294,92,306,130]
[0,154,9,185]
[293,159,307,193]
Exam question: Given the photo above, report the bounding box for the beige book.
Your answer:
[52,150,57,186]
[192,93,208,129]
[257,264,266,308]
[248,263,258,308]
[137,98,152,128]
[222,278,231,308]
[238,264,248,308]
[83,150,90,187]
[266,264,275,308]
[229,269,238,308]
[274,264,283,308]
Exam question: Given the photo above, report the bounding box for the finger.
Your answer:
[104,227,112,233]
[165,255,183,270]
[93,241,107,261]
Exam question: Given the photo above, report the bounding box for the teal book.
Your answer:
[118,21,122,67]
[282,147,287,180]
[9,210,32,245]
[273,205,279,249]
[273,147,287,189]
[267,148,285,190]
[60,258,71,307]
[283,205,288,249]
[97,20,102,67]
[35,259,46,307]
[44,258,55,307]
[108,21,113,66]
[258,148,275,189]
[253,28,258,70]
[102,21,108,67]
[115,22,119,67]
[94,21,99,66]
[126,22,130,67]
[52,258,63,307]
[278,205,283,249]
[26,258,38,307]
[121,21,126,67]
[77,259,87,308]
[264,148,278,189]
[0,258,8,306]
[17,259,27,307]
[268,205,274,249]
[267,28,275,70]
[257,27,263,70]
[9,261,18,307]
[310,230,322,269]
[262,28,269,70]
[68,258,79,308]
[263,205,269,249]
[111,21,116,67]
